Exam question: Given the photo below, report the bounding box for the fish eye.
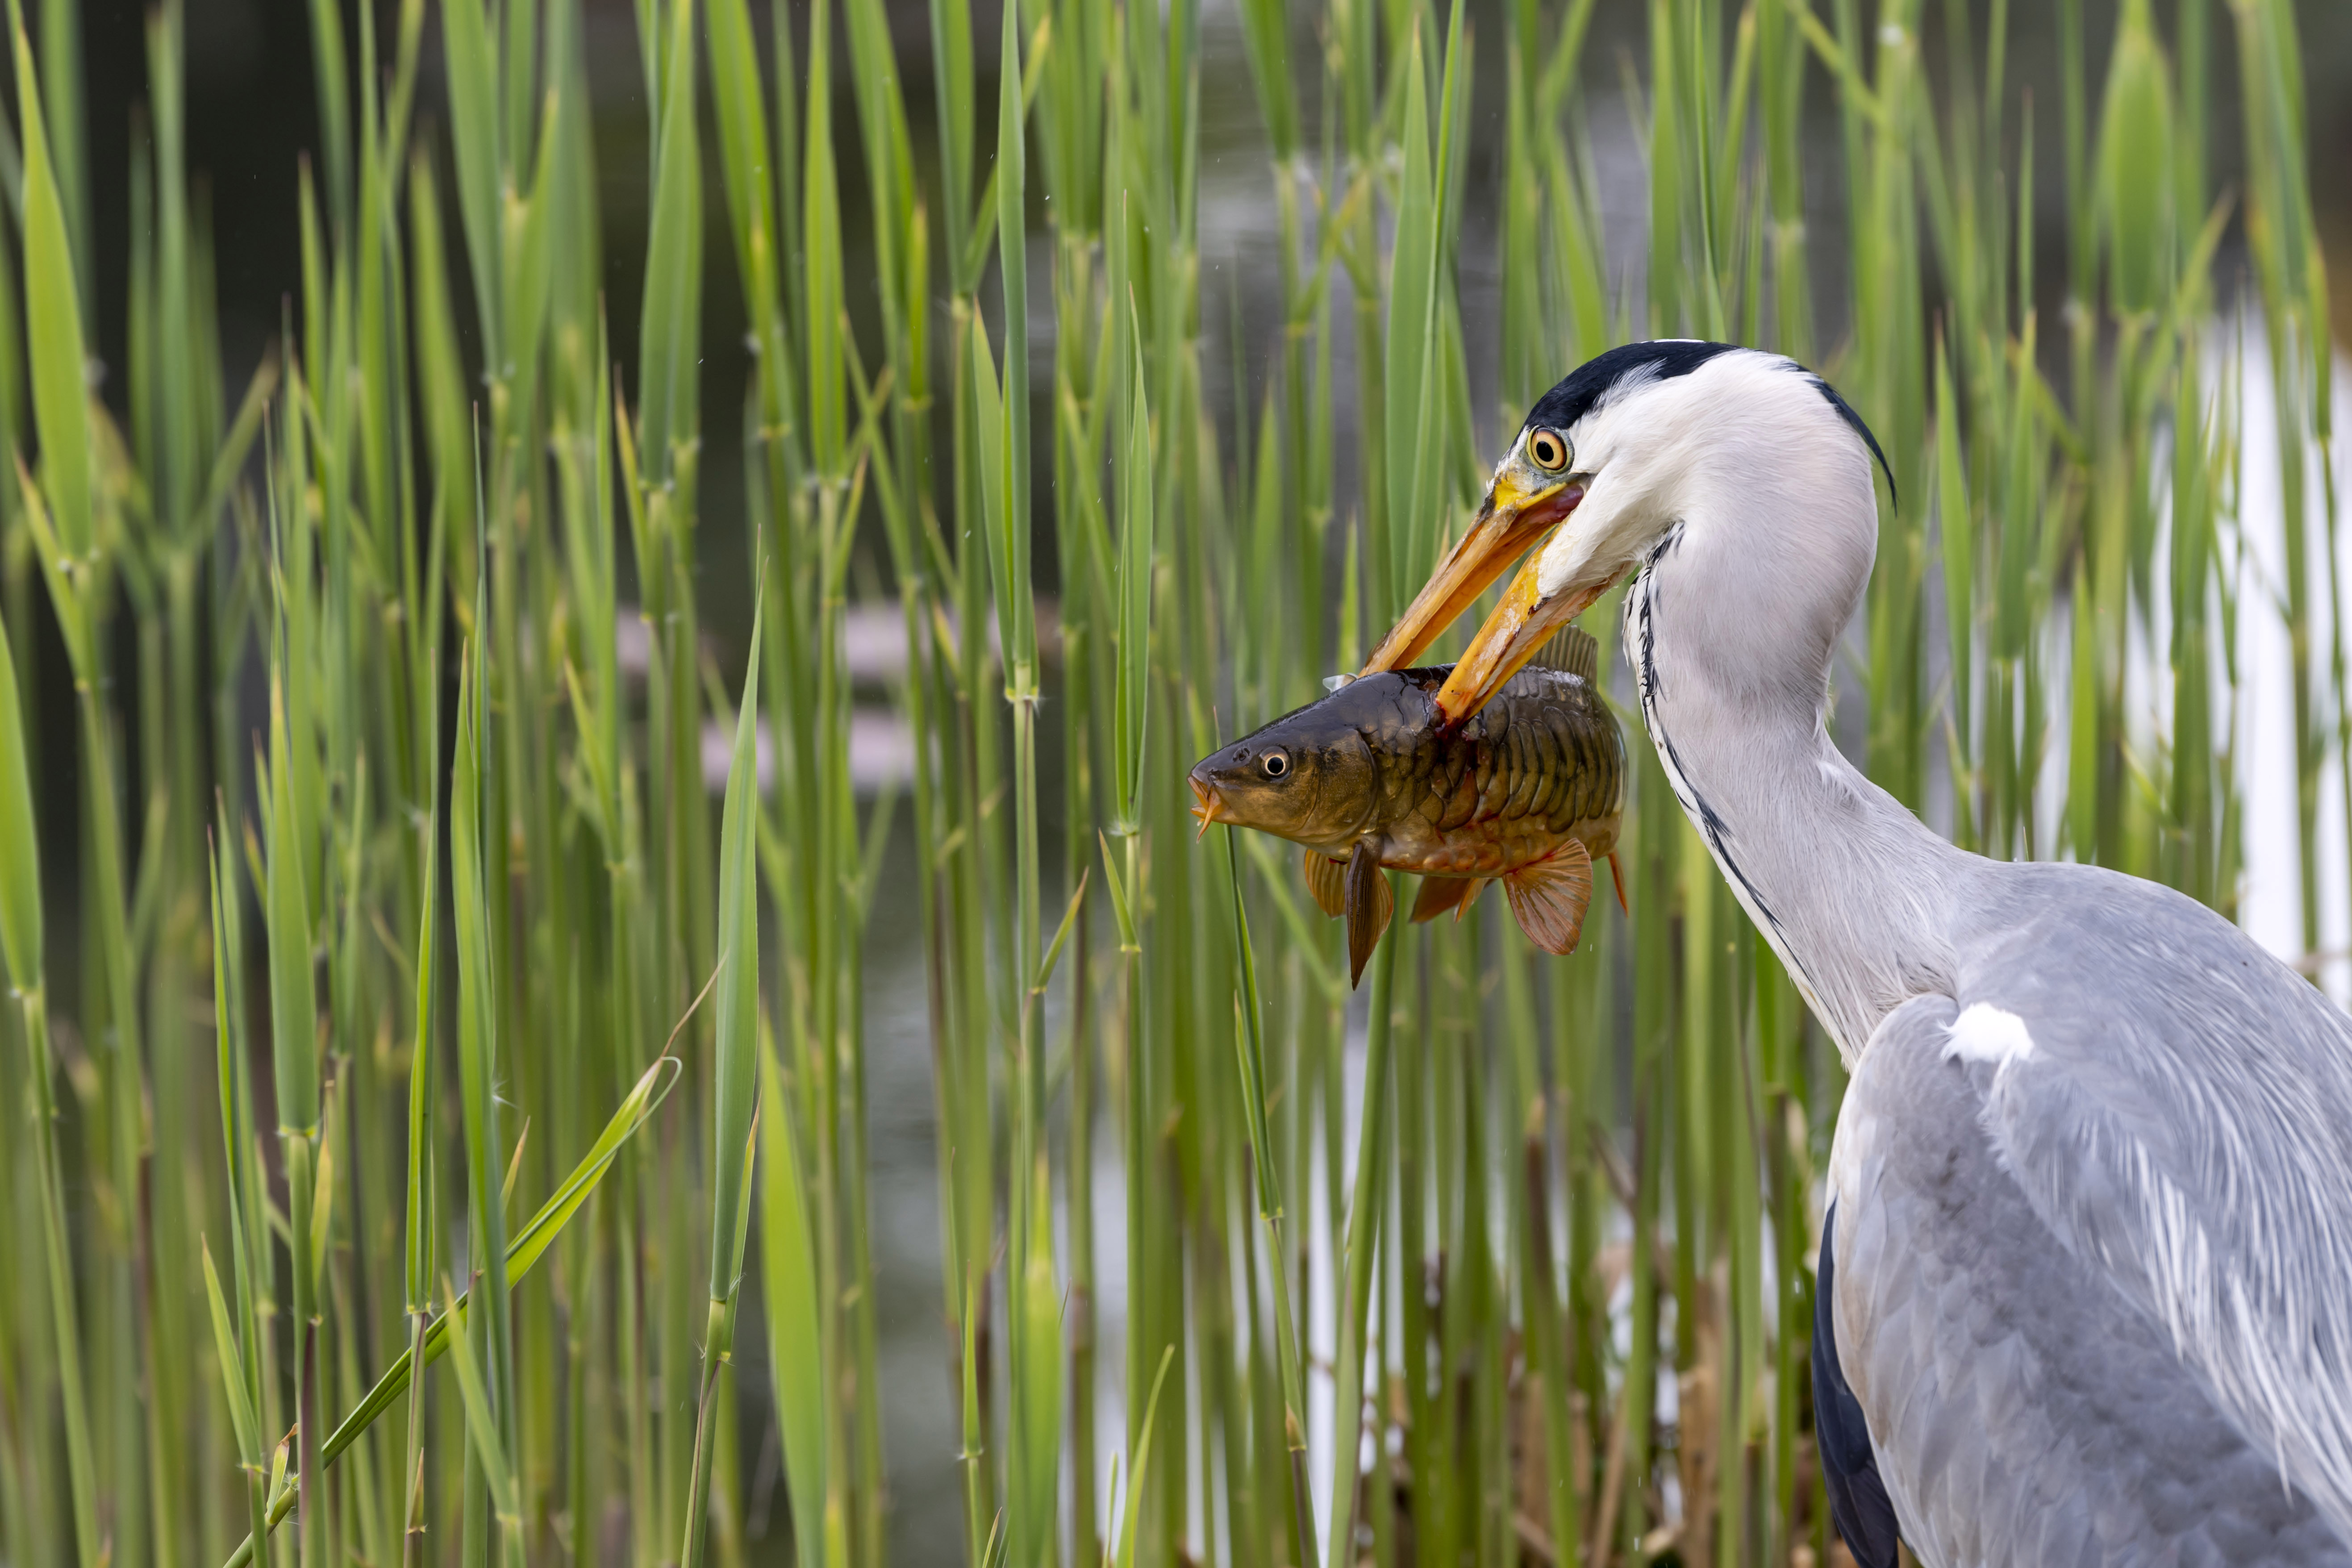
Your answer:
[1527,428,1570,472]
[1261,750,1290,779]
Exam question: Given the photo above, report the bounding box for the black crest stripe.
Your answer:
[1806,372,1898,513]
[1521,341,1897,513]
[1522,340,1741,436]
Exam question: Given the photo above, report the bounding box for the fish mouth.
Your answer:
[1360,474,1585,675]
[1189,774,1224,840]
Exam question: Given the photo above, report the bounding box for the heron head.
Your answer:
[1366,342,1892,728]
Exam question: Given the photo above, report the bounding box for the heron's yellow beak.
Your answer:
[1430,556,1612,729]
[1360,471,1584,675]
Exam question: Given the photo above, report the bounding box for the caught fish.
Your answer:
[1190,627,1626,986]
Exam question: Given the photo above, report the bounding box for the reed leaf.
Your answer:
[216,1051,681,1567]
[0,605,36,986]
[681,592,764,1568]
[760,1026,829,1568]
[1113,332,1154,833]
[13,16,90,557]
[437,1276,523,1550]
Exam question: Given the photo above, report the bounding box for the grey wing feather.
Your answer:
[1831,990,2352,1568]
[1956,865,2352,1547]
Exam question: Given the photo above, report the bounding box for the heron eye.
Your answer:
[1527,428,1570,472]
[1261,751,1290,779]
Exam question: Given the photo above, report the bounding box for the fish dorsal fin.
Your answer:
[1529,626,1601,683]
[1303,851,1347,918]
[1502,839,1594,956]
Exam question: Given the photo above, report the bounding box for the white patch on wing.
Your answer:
[1944,1003,2035,1066]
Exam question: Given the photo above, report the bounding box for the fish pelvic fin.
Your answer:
[1504,839,1594,956]
[1344,841,1393,988]
[1410,875,1485,924]
[1304,850,1348,918]
[1607,849,1629,913]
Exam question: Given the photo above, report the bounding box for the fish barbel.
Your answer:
[1189,627,1625,986]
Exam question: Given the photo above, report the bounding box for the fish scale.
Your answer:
[1376,662,1621,861]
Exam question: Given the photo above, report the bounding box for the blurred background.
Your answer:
[60,1,2352,537]
[6,0,2349,1565]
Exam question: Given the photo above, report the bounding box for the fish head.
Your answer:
[1188,698,1382,849]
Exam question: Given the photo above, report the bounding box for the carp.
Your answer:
[1190,628,1625,985]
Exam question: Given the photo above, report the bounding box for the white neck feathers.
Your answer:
[1602,354,1963,1059]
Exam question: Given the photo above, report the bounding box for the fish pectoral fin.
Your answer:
[1303,850,1348,918]
[1344,842,1393,989]
[1607,850,1630,913]
[1410,875,1483,923]
[1503,839,1594,956]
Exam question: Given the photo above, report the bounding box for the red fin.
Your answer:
[1410,875,1482,923]
[1344,841,1393,988]
[1504,839,1594,956]
[1607,850,1629,913]
[1303,850,1347,918]
[1454,878,1489,922]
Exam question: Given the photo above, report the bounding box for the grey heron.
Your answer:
[1368,341,2352,1565]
